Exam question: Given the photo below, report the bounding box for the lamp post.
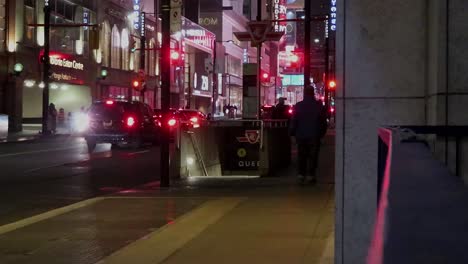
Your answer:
[42,0,51,135]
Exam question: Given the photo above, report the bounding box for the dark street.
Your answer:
[0,137,160,225]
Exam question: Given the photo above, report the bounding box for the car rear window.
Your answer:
[89,102,135,119]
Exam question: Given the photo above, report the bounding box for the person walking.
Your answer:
[289,88,327,184]
[48,103,58,134]
[272,97,290,120]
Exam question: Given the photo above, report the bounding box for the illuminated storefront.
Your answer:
[22,51,95,119]
[180,17,215,114]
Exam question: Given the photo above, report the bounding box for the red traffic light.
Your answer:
[329,80,337,89]
[262,73,269,80]
[132,80,140,88]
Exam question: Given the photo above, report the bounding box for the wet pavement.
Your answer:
[0,197,206,264]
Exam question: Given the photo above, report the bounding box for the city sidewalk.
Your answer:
[1,124,72,143]
[102,134,335,264]
[0,135,335,264]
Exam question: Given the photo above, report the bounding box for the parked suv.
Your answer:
[84,100,159,152]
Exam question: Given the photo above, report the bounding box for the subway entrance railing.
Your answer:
[170,119,291,178]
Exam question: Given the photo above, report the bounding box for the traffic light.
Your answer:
[261,72,269,82]
[329,80,337,89]
[100,69,108,80]
[132,79,141,90]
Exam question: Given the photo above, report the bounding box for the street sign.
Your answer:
[170,8,182,34]
[234,21,285,46]
[247,21,270,45]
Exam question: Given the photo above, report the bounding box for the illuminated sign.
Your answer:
[133,0,140,30]
[273,0,287,32]
[243,49,249,63]
[40,51,86,85]
[330,0,337,31]
[140,12,145,36]
[199,17,218,26]
[282,75,304,86]
[50,56,84,70]
[83,10,89,30]
[182,17,215,50]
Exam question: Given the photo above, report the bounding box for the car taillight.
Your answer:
[105,100,114,105]
[288,108,293,114]
[190,117,198,123]
[126,116,136,127]
[168,118,177,127]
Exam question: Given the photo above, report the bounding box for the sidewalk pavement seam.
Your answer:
[96,197,246,264]
[0,197,104,236]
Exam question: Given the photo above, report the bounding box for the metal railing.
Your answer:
[371,126,468,264]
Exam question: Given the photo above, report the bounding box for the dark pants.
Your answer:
[297,139,320,178]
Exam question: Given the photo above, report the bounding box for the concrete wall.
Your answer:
[335,0,468,263]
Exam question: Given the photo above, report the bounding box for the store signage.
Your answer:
[273,0,287,32]
[40,51,86,85]
[243,49,249,63]
[140,12,145,36]
[83,10,89,30]
[133,0,140,30]
[199,17,218,26]
[50,56,84,70]
[330,0,337,31]
[182,17,215,50]
[193,72,211,95]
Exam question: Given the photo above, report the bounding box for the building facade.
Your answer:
[0,0,160,131]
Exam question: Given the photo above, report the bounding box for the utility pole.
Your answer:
[187,65,192,108]
[256,0,262,119]
[140,12,146,101]
[324,34,330,111]
[304,0,311,91]
[212,39,217,116]
[42,0,51,135]
[160,0,171,187]
[154,0,159,109]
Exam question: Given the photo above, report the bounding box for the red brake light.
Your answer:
[126,116,136,127]
[168,118,177,127]
[105,100,114,105]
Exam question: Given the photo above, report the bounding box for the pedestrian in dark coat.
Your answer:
[289,88,327,184]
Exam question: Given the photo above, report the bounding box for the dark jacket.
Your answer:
[272,103,289,120]
[289,97,326,141]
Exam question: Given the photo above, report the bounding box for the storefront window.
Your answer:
[50,15,75,54]
[147,39,156,76]
[226,55,242,77]
[101,21,111,67]
[121,28,130,70]
[24,0,35,43]
[111,25,121,69]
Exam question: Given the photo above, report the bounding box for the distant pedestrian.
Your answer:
[289,88,327,184]
[272,97,289,120]
[48,103,58,134]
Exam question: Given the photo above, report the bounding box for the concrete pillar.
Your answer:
[335,1,429,263]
